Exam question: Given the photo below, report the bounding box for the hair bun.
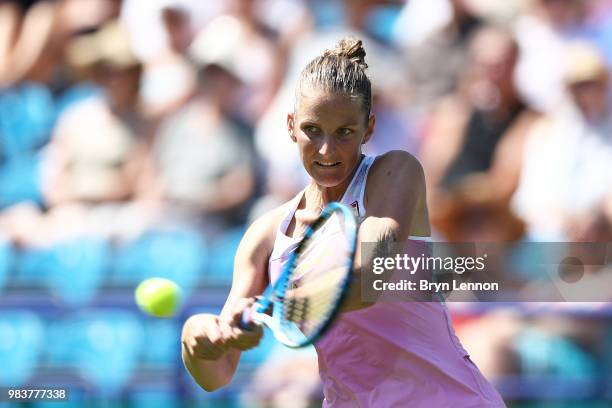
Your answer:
[325,38,368,68]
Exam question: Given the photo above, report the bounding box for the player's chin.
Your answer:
[311,162,346,183]
[313,174,346,188]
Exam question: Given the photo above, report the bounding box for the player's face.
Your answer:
[288,88,374,190]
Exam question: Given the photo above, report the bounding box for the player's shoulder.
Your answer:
[369,150,425,187]
[364,150,426,214]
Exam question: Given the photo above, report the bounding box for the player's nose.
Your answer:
[318,134,335,155]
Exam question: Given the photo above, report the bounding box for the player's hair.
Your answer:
[297,38,372,119]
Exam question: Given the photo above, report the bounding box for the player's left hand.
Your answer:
[223,297,264,351]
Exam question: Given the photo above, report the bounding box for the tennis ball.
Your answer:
[135,278,183,318]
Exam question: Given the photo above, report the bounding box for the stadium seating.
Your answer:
[205,227,245,286]
[113,229,207,294]
[0,83,55,158]
[70,310,143,393]
[141,318,182,368]
[46,239,110,306]
[128,388,184,408]
[0,238,11,291]
[0,83,56,209]
[0,311,45,386]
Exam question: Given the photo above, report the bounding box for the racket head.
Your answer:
[265,202,357,347]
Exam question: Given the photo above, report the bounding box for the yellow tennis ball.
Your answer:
[135,278,183,318]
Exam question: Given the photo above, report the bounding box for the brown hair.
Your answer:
[297,38,372,118]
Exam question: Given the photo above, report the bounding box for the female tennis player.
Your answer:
[182,38,506,407]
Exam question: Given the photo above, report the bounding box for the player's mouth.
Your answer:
[314,161,341,168]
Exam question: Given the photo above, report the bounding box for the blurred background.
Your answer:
[0,0,611,407]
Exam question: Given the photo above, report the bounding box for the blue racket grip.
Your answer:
[239,308,255,330]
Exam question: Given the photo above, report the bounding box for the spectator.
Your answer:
[140,4,197,117]
[420,26,539,202]
[42,20,150,206]
[512,42,612,241]
[514,0,592,112]
[188,6,283,125]
[401,0,484,111]
[150,51,258,235]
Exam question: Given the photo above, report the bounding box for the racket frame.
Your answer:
[242,201,357,347]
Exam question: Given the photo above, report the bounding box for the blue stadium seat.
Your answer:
[71,310,143,392]
[365,5,403,44]
[141,319,181,368]
[0,83,55,159]
[238,327,277,366]
[15,246,55,286]
[129,388,183,408]
[113,229,206,293]
[45,318,79,367]
[0,311,44,386]
[0,238,12,290]
[205,227,246,285]
[29,386,92,408]
[0,152,44,208]
[46,238,110,306]
[309,0,343,27]
[515,328,598,378]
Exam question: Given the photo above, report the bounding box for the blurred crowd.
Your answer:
[1,0,611,249]
[1,0,612,406]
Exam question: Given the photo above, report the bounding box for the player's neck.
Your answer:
[307,154,364,207]
[306,183,343,208]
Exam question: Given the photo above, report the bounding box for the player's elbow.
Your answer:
[182,348,236,393]
[191,368,233,392]
[199,377,228,393]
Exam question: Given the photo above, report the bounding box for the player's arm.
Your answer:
[341,150,431,311]
[181,209,278,391]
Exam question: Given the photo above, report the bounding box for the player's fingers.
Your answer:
[219,320,240,343]
[231,325,263,350]
[182,314,232,360]
[198,317,234,355]
[230,297,257,326]
[221,318,262,347]
[223,317,257,343]
[197,345,225,360]
[184,337,224,360]
[201,319,225,346]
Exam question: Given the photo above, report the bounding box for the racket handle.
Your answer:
[239,308,255,330]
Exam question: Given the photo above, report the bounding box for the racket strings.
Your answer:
[280,213,352,338]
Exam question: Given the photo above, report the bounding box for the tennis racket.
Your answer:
[240,202,357,348]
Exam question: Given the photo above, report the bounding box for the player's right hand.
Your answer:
[226,297,264,350]
[181,314,237,361]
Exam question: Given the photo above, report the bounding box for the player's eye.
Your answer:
[303,125,321,134]
[338,128,353,136]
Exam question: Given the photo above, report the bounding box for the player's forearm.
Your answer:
[181,345,239,392]
[340,219,398,312]
[339,269,375,312]
[181,314,241,392]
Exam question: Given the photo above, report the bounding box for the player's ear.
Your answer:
[287,113,297,143]
[362,113,375,144]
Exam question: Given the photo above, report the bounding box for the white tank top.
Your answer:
[267,155,506,407]
[270,155,429,273]
[268,155,373,284]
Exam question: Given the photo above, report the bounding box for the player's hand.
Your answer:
[225,297,264,351]
[181,314,236,361]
